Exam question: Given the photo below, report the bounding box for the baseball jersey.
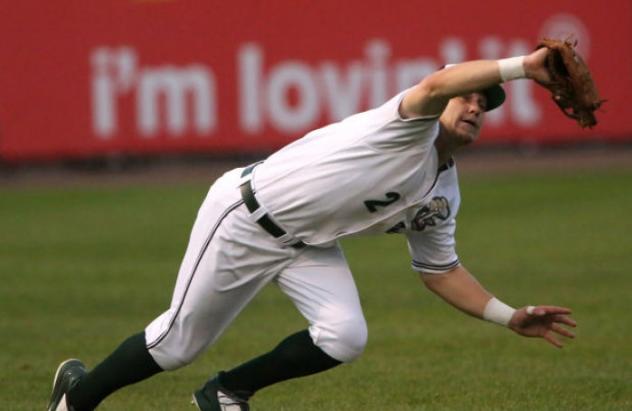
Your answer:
[253,88,460,272]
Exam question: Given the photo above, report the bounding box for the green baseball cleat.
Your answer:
[192,375,250,411]
[47,359,87,411]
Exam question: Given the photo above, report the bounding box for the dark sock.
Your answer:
[219,329,342,399]
[67,332,163,410]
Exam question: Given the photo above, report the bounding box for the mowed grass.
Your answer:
[1,169,631,410]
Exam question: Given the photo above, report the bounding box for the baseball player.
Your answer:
[48,47,577,411]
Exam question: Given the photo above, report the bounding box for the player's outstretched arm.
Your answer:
[400,47,551,118]
[421,264,576,348]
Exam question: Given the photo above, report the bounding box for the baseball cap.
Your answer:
[481,84,506,112]
[442,64,506,112]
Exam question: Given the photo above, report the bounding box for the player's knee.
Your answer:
[333,318,368,362]
[314,317,368,363]
[146,324,213,370]
[149,341,206,370]
[146,310,220,370]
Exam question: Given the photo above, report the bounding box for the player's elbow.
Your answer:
[420,272,446,292]
[404,75,450,117]
[417,71,454,101]
[419,266,460,291]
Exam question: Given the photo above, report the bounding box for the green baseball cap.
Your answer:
[481,84,506,112]
[443,64,506,112]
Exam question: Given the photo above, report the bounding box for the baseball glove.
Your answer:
[536,38,604,128]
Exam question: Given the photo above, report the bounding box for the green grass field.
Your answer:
[1,169,631,410]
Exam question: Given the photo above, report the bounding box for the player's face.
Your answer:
[439,92,487,146]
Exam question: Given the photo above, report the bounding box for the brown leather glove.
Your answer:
[536,38,604,128]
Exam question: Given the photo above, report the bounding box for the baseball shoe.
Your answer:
[47,359,87,411]
[192,375,250,411]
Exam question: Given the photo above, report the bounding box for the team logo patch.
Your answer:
[387,197,450,234]
[411,196,450,231]
[385,196,451,234]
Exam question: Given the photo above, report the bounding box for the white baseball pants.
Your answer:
[144,168,368,370]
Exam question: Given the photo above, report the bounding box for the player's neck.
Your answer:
[434,127,460,166]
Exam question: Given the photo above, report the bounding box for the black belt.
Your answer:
[240,164,306,249]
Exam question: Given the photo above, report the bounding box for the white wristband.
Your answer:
[497,56,526,82]
[483,297,516,327]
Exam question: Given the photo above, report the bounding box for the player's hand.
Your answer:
[508,305,577,348]
[523,47,552,86]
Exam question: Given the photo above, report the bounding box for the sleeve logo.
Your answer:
[411,196,450,231]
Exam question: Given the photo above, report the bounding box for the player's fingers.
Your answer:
[541,305,572,314]
[543,331,563,348]
[533,305,572,316]
[551,323,575,339]
[553,315,577,328]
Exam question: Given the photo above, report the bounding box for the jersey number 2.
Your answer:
[364,192,401,213]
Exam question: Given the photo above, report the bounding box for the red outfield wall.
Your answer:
[1,1,630,162]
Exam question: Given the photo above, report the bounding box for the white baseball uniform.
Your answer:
[145,89,461,370]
